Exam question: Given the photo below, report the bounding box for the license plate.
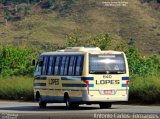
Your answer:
[99,90,115,95]
[104,90,113,94]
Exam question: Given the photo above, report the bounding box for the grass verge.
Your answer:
[129,75,160,104]
[0,76,33,100]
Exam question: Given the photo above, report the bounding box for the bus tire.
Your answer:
[65,95,78,109]
[39,98,47,108]
[65,95,72,109]
[99,103,112,109]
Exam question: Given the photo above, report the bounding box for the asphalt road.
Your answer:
[0,101,160,119]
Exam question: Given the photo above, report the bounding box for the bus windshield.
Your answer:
[89,54,126,74]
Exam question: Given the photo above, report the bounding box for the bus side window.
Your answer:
[75,56,84,76]
[47,56,54,75]
[54,56,61,75]
[68,56,75,76]
[72,56,77,75]
[34,60,42,76]
[35,64,39,72]
[64,56,70,75]
[60,56,66,76]
[42,56,49,75]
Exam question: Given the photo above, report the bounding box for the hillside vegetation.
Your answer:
[0,0,160,54]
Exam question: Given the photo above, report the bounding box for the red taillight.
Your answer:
[83,80,90,94]
[126,80,129,94]
[83,80,89,86]
[126,81,129,85]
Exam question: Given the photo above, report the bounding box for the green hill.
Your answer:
[0,0,160,54]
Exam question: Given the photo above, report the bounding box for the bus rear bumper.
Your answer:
[82,96,128,102]
[81,90,129,102]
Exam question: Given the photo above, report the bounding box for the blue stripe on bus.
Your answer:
[62,84,94,87]
[122,77,129,80]
[82,84,94,87]
[34,76,46,80]
[61,77,94,81]
[62,84,81,87]
[34,88,48,90]
[81,77,94,80]
[122,84,127,87]
[61,77,81,80]
[34,83,46,86]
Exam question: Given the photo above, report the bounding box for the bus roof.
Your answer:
[41,47,124,56]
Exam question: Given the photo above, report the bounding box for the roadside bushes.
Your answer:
[0,46,39,77]
[129,75,160,103]
[125,46,160,76]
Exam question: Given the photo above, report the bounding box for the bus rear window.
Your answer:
[89,54,126,74]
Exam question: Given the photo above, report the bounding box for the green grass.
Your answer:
[129,75,160,104]
[0,76,33,100]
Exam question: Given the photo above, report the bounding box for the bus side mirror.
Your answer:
[32,59,36,66]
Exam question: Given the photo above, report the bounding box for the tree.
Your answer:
[3,10,11,25]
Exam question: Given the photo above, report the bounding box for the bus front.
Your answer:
[83,51,129,108]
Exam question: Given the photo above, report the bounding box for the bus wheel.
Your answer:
[99,103,112,109]
[65,95,78,109]
[39,98,47,108]
[65,95,72,109]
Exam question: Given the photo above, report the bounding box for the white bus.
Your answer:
[33,47,129,109]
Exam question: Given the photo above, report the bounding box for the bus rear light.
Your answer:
[126,80,129,94]
[83,80,90,94]
[126,81,129,85]
[83,80,89,86]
